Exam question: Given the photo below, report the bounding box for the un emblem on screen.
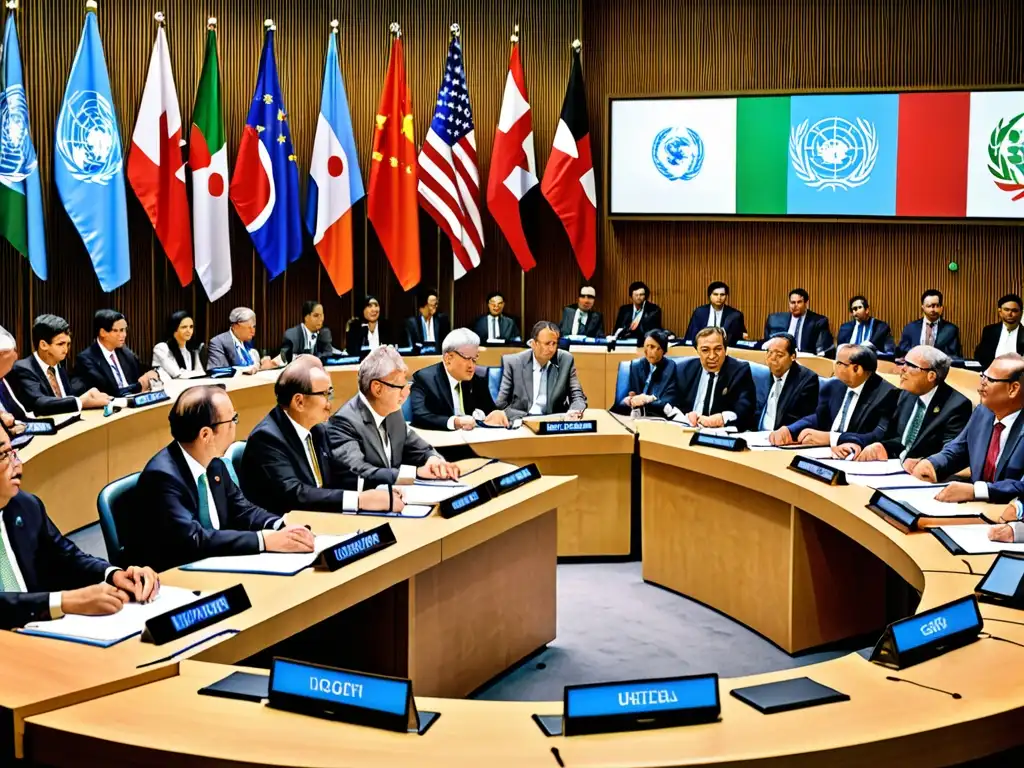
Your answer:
[652,126,704,181]
[0,85,37,186]
[56,89,122,185]
[789,116,878,191]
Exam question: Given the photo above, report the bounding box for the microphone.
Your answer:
[607,327,624,353]
[885,675,961,699]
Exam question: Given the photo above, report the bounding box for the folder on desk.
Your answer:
[179,534,357,575]
[17,586,200,647]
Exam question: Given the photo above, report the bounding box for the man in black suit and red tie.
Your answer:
[975,293,1024,369]
[72,309,160,397]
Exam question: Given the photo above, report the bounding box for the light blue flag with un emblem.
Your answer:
[0,13,46,279]
[786,93,899,216]
[54,7,130,292]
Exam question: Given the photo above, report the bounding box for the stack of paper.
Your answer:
[19,585,201,647]
[819,458,906,476]
[180,534,357,575]
[395,484,469,504]
[934,524,1024,554]
[884,486,985,518]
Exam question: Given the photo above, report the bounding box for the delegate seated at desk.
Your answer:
[756,332,818,431]
[206,307,278,372]
[683,281,746,343]
[404,287,450,348]
[990,499,1024,543]
[0,429,158,630]
[665,327,756,430]
[974,293,1024,369]
[558,284,604,338]
[472,291,521,343]
[763,288,833,356]
[769,343,898,447]
[408,328,507,431]
[346,295,399,355]
[897,289,962,359]
[836,295,895,354]
[0,326,24,435]
[279,300,338,363]
[833,346,971,461]
[122,387,315,573]
[611,281,662,342]
[241,357,400,515]
[72,309,160,397]
[151,310,206,380]
[611,329,676,416]
[327,347,460,487]
[909,353,1024,505]
[496,321,587,421]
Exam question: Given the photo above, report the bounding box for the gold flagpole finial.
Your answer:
[85,0,98,12]
[511,24,519,43]
[154,11,165,26]
[389,21,401,38]
[571,39,582,52]
[450,23,460,39]
[264,18,276,32]
[330,19,339,34]
[207,16,217,29]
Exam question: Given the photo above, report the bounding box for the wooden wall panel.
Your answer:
[0,0,1020,361]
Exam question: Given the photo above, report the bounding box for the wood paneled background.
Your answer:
[0,0,1020,360]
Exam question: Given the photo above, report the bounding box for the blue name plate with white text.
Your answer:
[439,483,495,518]
[127,389,171,408]
[690,432,747,452]
[870,595,982,669]
[788,454,846,485]
[142,584,250,645]
[318,524,396,572]
[489,464,541,496]
[530,419,597,435]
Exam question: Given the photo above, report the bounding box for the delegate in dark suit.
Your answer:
[72,343,148,396]
[123,443,281,572]
[0,492,112,630]
[897,320,962,358]
[345,321,401,355]
[241,406,357,516]
[0,377,28,420]
[683,305,745,344]
[974,323,1024,369]
[787,374,899,442]
[671,356,757,431]
[757,362,819,431]
[405,313,451,347]
[327,396,441,487]
[611,357,676,416]
[471,314,521,343]
[7,357,77,415]
[763,311,833,354]
[842,382,972,459]
[612,303,663,341]
[495,348,588,420]
[924,406,1024,504]
[836,319,895,354]
[279,324,337,363]
[558,306,605,338]
[409,362,498,431]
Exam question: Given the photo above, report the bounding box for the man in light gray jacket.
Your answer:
[206,307,277,372]
[496,321,587,421]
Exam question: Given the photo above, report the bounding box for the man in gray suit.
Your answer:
[496,321,588,421]
[327,347,460,487]
[206,307,278,372]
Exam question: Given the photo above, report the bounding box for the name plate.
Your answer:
[689,432,747,452]
[869,595,982,669]
[555,674,721,736]
[142,584,250,645]
[267,658,439,734]
[488,463,541,496]
[207,367,238,379]
[438,483,494,519]
[323,356,360,366]
[788,455,846,485]
[526,419,597,435]
[976,553,1024,608]
[866,490,920,533]
[414,343,439,355]
[127,389,171,408]
[318,524,396,572]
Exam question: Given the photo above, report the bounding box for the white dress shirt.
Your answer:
[760,368,790,431]
[229,331,259,367]
[97,341,129,387]
[571,310,588,337]
[974,409,1022,500]
[787,314,805,349]
[366,324,380,350]
[283,413,358,511]
[691,368,737,424]
[530,355,550,415]
[707,306,723,328]
[34,353,81,411]
[302,325,318,353]
[829,380,867,446]
[358,393,417,482]
[996,325,1020,358]
[422,316,435,343]
[445,370,465,430]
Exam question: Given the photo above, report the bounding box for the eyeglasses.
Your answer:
[211,413,240,428]
[374,379,411,391]
[981,373,1018,384]
[0,446,20,466]
[451,350,480,364]
[306,387,335,401]
[900,360,933,372]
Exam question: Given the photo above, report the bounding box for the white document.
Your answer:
[393,484,469,505]
[935,524,1024,554]
[21,585,200,644]
[883,486,984,518]
[461,426,530,444]
[737,430,774,448]
[395,504,433,518]
[180,534,355,574]
[789,446,835,459]
[846,474,939,490]
[818,458,906,476]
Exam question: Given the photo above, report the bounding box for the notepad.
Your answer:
[818,458,906,476]
[179,534,356,575]
[932,524,1024,555]
[883,486,986,518]
[18,586,201,647]
[393,484,468,505]
[846,474,941,490]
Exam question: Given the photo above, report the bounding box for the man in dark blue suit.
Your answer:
[755,333,819,431]
[762,288,833,355]
[611,329,677,416]
[665,327,756,430]
[404,287,451,349]
[72,309,160,397]
[683,281,746,344]
[0,428,159,630]
[124,386,316,572]
[910,353,1024,504]
[836,296,894,354]
[769,343,898,447]
[897,289,962,358]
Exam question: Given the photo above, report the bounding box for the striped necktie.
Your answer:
[305,434,323,487]
[0,516,21,592]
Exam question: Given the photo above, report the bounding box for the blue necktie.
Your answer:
[234,343,250,366]
[836,389,856,432]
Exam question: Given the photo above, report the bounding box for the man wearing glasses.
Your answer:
[328,347,460,487]
[558,284,605,339]
[123,386,317,572]
[910,353,1024,504]
[408,329,508,431]
[242,356,403,515]
[831,346,971,460]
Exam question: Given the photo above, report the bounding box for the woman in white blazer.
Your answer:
[152,310,205,380]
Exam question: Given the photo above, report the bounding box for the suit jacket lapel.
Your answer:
[386,413,405,469]
[996,412,1024,478]
[271,408,316,485]
[357,399,391,467]
[437,367,456,415]
[848,376,879,431]
[5,498,36,588]
[94,345,119,392]
[681,362,700,412]
[168,443,201,510]
[776,366,800,419]
[521,354,534,406]
[546,356,560,411]
[207,459,230,525]
[916,385,950,439]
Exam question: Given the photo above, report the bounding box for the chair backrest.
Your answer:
[223,440,246,485]
[487,366,502,401]
[97,472,139,568]
[401,395,414,422]
[613,361,632,408]
[748,360,773,417]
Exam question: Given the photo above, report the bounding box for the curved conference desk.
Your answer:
[9,354,1024,767]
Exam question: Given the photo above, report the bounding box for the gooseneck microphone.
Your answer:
[885,675,961,699]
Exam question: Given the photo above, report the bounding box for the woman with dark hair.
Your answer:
[345,296,397,355]
[152,310,205,379]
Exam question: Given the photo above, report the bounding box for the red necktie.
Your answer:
[982,422,1006,483]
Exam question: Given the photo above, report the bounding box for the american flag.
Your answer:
[417,35,484,279]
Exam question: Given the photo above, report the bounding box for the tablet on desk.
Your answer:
[730,677,849,714]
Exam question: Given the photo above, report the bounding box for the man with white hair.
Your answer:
[0,326,27,435]
[206,307,277,371]
[408,328,508,431]
[327,347,460,487]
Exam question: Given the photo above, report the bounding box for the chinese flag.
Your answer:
[367,34,420,290]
